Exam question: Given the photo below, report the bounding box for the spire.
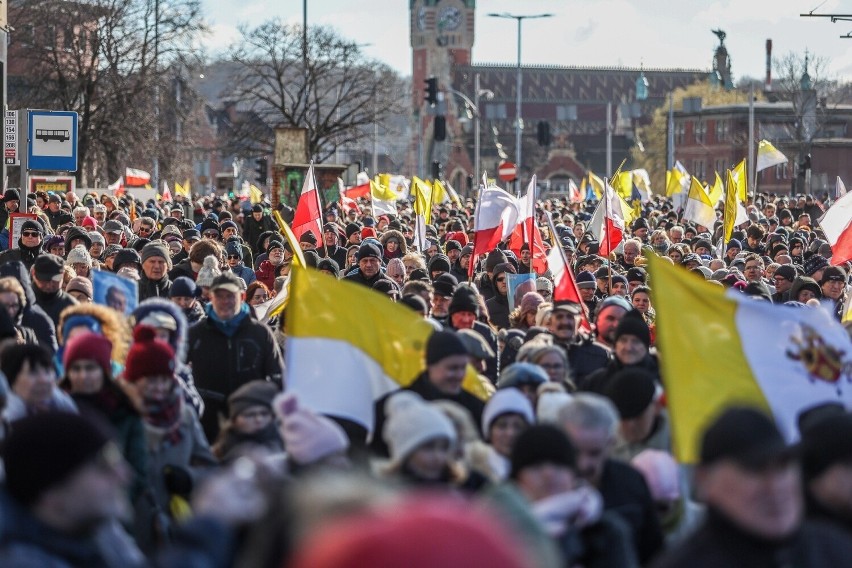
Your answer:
[800,49,812,91]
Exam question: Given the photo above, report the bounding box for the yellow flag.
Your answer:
[733,159,747,202]
[175,181,190,198]
[708,172,723,205]
[370,178,398,202]
[412,177,433,224]
[265,213,307,318]
[432,179,448,205]
[249,184,264,204]
[285,267,490,430]
[665,168,683,197]
[723,169,738,242]
[611,171,634,201]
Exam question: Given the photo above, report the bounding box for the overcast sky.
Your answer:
[200,0,852,81]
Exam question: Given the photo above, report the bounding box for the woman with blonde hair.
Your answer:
[56,302,131,375]
[518,339,576,392]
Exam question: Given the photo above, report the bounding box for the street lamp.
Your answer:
[446,74,493,192]
[488,12,553,194]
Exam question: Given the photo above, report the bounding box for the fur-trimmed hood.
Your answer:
[130,297,189,362]
[380,229,408,256]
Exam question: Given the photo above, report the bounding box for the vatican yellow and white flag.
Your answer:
[756,139,789,172]
[649,254,852,463]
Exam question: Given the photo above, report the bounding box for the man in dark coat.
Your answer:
[43,194,72,230]
[318,222,348,268]
[139,241,172,300]
[242,204,277,256]
[653,407,852,568]
[560,393,664,564]
[485,262,514,329]
[30,254,77,327]
[343,241,385,288]
[0,219,44,270]
[372,330,484,457]
[0,261,58,353]
[188,272,284,440]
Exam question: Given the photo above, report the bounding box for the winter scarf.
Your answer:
[204,302,250,338]
[143,385,184,445]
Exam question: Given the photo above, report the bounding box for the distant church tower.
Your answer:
[409,0,475,177]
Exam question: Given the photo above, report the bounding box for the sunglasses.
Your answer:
[203,231,219,238]
[22,231,40,237]
[228,254,241,260]
[494,277,506,283]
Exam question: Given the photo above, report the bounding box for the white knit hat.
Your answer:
[66,245,92,267]
[195,255,221,288]
[383,391,456,465]
[275,393,349,466]
[482,388,534,437]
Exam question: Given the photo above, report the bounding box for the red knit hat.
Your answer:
[124,325,176,383]
[63,332,112,376]
[360,227,377,240]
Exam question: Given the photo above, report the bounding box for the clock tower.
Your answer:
[410,0,475,179]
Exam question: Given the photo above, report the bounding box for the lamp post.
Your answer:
[488,12,553,194]
[446,77,493,192]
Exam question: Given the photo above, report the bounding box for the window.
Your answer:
[79,29,88,51]
[64,28,74,50]
[556,105,577,121]
[485,104,507,120]
[715,120,729,142]
[715,159,726,175]
[20,24,35,45]
[694,121,706,144]
[775,163,789,180]
[675,123,685,145]
[46,25,56,48]
[693,160,705,180]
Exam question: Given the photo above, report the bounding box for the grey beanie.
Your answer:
[140,241,172,269]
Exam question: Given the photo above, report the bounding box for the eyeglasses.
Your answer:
[494,277,506,283]
[139,227,152,233]
[227,254,241,260]
[22,231,40,237]
[203,231,219,238]
[252,294,269,302]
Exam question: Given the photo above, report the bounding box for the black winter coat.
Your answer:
[138,274,172,301]
[652,509,852,568]
[0,261,58,353]
[485,292,510,329]
[187,315,284,440]
[599,459,664,564]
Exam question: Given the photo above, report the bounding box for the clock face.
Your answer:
[417,6,428,31]
[438,6,462,31]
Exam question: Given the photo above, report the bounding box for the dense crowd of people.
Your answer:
[0,185,849,567]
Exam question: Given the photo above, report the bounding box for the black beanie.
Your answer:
[317,258,340,277]
[604,369,657,419]
[426,330,468,365]
[510,424,577,479]
[485,249,508,273]
[4,412,111,506]
[800,413,852,481]
[228,380,279,419]
[448,285,480,316]
[428,253,451,275]
[613,309,650,349]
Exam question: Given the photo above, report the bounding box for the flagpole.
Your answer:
[545,212,591,329]
[604,177,613,296]
[468,174,486,283]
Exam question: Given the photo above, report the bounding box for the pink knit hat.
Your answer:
[275,393,349,465]
[630,449,681,502]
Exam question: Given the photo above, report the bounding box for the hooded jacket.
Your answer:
[3,258,59,352]
[131,298,204,417]
[380,229,408,263]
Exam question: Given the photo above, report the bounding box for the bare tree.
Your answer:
[8,0,206,185]
[223,20,406,162]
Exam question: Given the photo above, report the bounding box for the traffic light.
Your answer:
[434,115,446,141]
[424,77,438,106]
[254,158,268,185]
[798,154,812,177]
[431,161,443,180]
[537,121,551,146]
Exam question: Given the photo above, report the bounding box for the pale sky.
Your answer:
[200,0,852,81]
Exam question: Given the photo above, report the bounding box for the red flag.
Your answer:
[547,246,591,331]
[344,183,371,199]
[469,186,520,279]
[597,182,625,257]
[125,167,151,187]
[509,176,548,274]
[292,164,323,241]
[831,224,852,266]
